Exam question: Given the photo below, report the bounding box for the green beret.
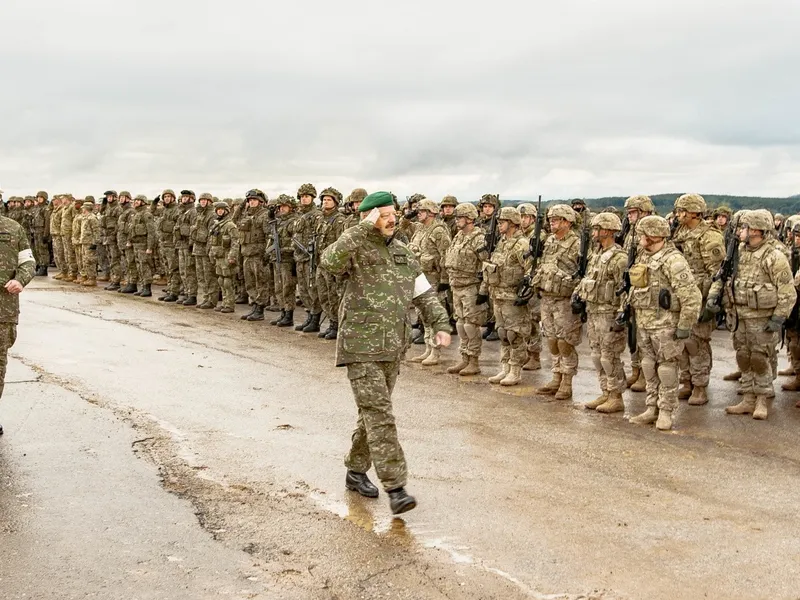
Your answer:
[358,191,395,213]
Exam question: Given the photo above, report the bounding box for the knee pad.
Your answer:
[506,330,518,345]
[463,323,481,340]
[547,338,560,355]
[657,363,678,388]
[557,339,574,357]
[641,356,657,380]
[497,327,508,343]
[456,321,467,339]
[591,353,603,373]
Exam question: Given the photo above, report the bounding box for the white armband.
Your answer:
[18,248,34,265]
[413,273,432,298]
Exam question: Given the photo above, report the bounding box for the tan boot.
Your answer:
[65,274,76,282]
[97,274,110,282]
[500,365,521,386]
[630,370,647,392]
[722,370,742,381]
[554,374,573,400]
[536,373,562,395]
[726,394,756,415]
[421,348,440,366]
[75,274,85,284]
[752,396,769,420]
[597,390,625,414]
[778,367,796,377]
[409,346,431,363]
[584,392,609,410]
[626,367,640,388]
[630,406,658,425]
[488,363,510,384]
[655,409,673,431]
[82,279,96,287]
[447,355,470,374]
[53,273,64,280]
[687,386,708,406]
[522,351,541,371]
[459,356,481,376]
[781,376,800,391]
[678,382,693,400]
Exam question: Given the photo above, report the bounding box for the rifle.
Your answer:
[265,219,281,265]
[669,214,680,239]
[483,199,500,255]
[572,212,590,280]
[615,214,629,246]
[612,230,639,352]
[516,195,544,304]
[701,213,740,325]
[309,234,318,278]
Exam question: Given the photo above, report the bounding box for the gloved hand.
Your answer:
[764,316,785,333]
[436,283,450,292]
[698,308,715,323]
[476,293,489,305]
[89,244,97,250]
[675,328,691,339]
[513,297,529,307]
[705,297,721,314]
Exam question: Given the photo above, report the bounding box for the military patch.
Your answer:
[711,246,723,258]
[393,254,408,265]
[0,232,10,242]
[777,270,792,286]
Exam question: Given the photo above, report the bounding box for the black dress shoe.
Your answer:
[388,487,417,515]
[345,470,379,498]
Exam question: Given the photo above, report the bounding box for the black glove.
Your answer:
[764,316,785,333]
[570,295,586,315]
[513,297,529,306]
[476,293,489,305]
[436,283,450,292]
[403,210,418,220]
[698,308,715,323]
[89,244,97,251]
[675,328,691,339]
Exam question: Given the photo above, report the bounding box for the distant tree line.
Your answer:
[582,193,800,215]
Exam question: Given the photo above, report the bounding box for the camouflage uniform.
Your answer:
[208,202,240,312]
[60,199,79,281]
[71,201,85,282]
[174,192,198,304]
[671,194,725,404]
[129,196,156,293]
[442,203,488,375]
[50,198,65,279]
[519,203,544,369]
[273,196,299,322]
[239,194,270,311]
[439,195,459,239]
[191,194,219,309]
[232,199,248,303]
[32,191,49,273]
[79,200,100,284]
[627,216,702,430]
[320,200,450,492]
[315,189,347,339]
[101,192,123,286]
[293,184,322,328]
[264,198,280,309]
[116,193,138,291]
[157,191,181,297]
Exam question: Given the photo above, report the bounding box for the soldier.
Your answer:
[116,192,139,294]
[192,193,219,309]
[263,197,281,311]
[232,198,249,304]
[571,198,592,226]
[518,203,543,370]
[128,194,156,297]
[575,213,628,413]
[774,213,785,232]
[293,183,322,332]
[271,195,299,327]
[208,201,240,313]
[174,190,198,305]
[708,209,796,420]
[781,221,800,392]
[156,189,181,302]
[50,196,66,280]
[238,189,270,321]
[314,187,346,339]
[101,190,123,290]
[395,193,422,244]
[343,189,366,230]
[477,193,501,342]
[320,191,451,514]
[443,203,489,375]
[0,209,37,436]
[671,193,725,405]
[408,198,451,366]
[79,199,100,286]
[626,216,702,430]
[61,196,79,282]
[71,197,87,283]
[32,191,50,275]
[439,195,459,238]
[532,203,583,400]
[714,206,732,233]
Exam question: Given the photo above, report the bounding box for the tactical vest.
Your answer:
[629,246,683,314]
[536,231,579,297]
[580,245,625,307]
[444,229,484,287]
[732,239,780,313]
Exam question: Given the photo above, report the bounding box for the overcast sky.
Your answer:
[1,0,799,201]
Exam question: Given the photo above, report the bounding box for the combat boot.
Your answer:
[53,273,64,280]
[97,273,109,282]
[388,488,417,515]
[536,373,562,395]
[554,374,573,400]
[158,290,169,301]
[781,376,800,391]
[523,351,541,371]
[421,347,440,366]
[409,346,431,363]
[235,292,249,304]
[500,365,522,386]
[630,406,658,425]
[104,282,120,291]
[65,274,76,282]
[247,305,265,321]
[75,274,85,284]
[778,367,796,377]
[139,284,152,297]
[295,311,312,331]
[725,394,756,415]
[220,306,234,314]
[82,278,96,287]
[120,283,137,294]
[584,392,609,410]
[488,363,510,384]
[182,296,197,306]
[630,370,647,392]
[482,322,495,340]
[597,390,625,414]
[688,386,708,405]
[722,370,742,381]
[412,323,425,344]
[324,321,338,340]
[447,355,470,374]
[276,309,294,327]
[485,329,500,342]
[270,310,285,325]
[752,396,769,420]
[241,304,258,320]
[318,321,333,338]
[163,293,179,302]
[303,313,322,333]
[655,409,673,431]
[678,382,693,400]
[459,356,481,376]
[197,300,215,309]
[345,470,379,499]
[626,367,641,388]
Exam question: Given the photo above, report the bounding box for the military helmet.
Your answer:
[297,183,317,199]
[454,203,479,220]
[180,189,196,199]
[548,203,577,223]
[277,194,297,207]
[517,203,537,217]
[199,192,214,201]
[637,215,671,238]
[349,188,368,204]
[498,206,521,225]
[161,188,176,199]
[591,212,622,231]
[407,193,425,205]
[571,198,586,206]
[104,190,117,198]
[417,198,439,214]
[479,193,500,208]
[82,197,95,206]
[213,201,230,211]
[774,212,785,222]
[713,205,733,218]
[245,188,267,202]
[36,190,49,201]
[743,209,773,232]
[440,195,458,207]
[675,193,706,214]
[624,194,655,213]
[319,187,343,204]
[119,191,132,199]
[134,194,149,204]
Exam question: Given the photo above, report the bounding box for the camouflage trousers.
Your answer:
[97,241,108,275]
[122,245,138,285]
[64,238,77,277]
[679,319,713,388]
[178,247,197,297]
[271,262,283,305]
[587,311,626,394]
[132,243,154,285]
[52,235,66,276]
[236,253,245,298]
[152,239,162,277]
[162,245,181,294]
[344,360,406,491]
[215,258,237,309]
[242,254,268,305]
[786,329,800,373]
[295,260,320,313]
[82,245,97,279]
[541,296,583,376]
[195,254,218,305]
[74,243,84,278]
[34,230,48,267]
[107,241,122,284]
[638,326,684,411]
[452,284,487,357]
[279,262,297,311]
[315,269,341,323]
[0,323,18,402]
[263,262,277,305]
[494,298,530,367]
[734,317,777,397]
[526,294,542,355]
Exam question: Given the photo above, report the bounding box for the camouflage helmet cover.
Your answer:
[479,193,500,208]
[134,194,149,203]
[675,193,707,214]
[213,201,230,211]
[36,190,49,200]
[454,203,479,220]
[245,188,267,202]
[591,212,622,231]
[440,195,458,207]
[320,187,343,204]
[517,203,537,217]
[624,194,655,212]
[198,192,214,201]
[774,212,785,221]
[637,215,671,238]
[297,183,317,198]
[180,189,196,198]
[119,191,132,199]
[548,203,577,223]
[417,199,439,214]
[349,188,368,204]
[743,209,773,232]
[498,206,521,225]
[407,193,425,205]
[277,194,297,207]
[713,205,733,218]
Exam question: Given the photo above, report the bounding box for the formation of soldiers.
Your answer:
[4,186,798,431]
